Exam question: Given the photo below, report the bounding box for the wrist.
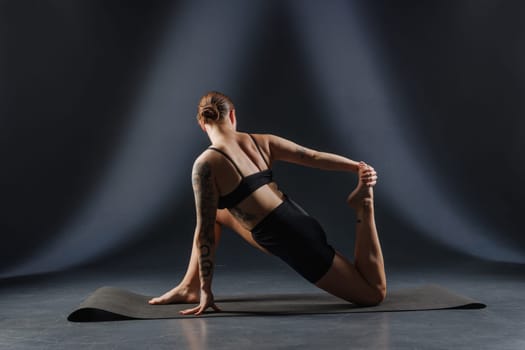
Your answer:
[200,286,212,294]
[350,162,360,173]
[200,281,212,291]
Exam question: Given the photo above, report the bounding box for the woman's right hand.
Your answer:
[148,284,200,305]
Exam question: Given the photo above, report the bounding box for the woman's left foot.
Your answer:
[347,162,376,210]
[347,182,374,210]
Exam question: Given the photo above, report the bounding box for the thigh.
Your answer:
[216,209,271,255]
[315,251,384,306]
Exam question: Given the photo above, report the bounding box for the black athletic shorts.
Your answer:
[251,195,336,283]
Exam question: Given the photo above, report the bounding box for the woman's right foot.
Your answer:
[148,285,200,305]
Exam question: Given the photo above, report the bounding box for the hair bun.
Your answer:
[196,91,234,122]
[201,105,220,120]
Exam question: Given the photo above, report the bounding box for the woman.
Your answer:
[149,91,386,315]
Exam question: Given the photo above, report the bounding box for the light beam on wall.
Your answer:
[289,0,525,263]
[3,0,267,278]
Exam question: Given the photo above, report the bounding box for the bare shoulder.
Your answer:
[192,150,220,175]
[250,133,286,150]
[248,132,271,143]
[248,133,279,161]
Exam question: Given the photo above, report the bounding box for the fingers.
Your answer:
[365,173,378,185]
[194,307,205,316]
[180,305,201,315]
[194,303,221,316]
[179,303,221,316]
[365,176,378,187]
[366,180,377,187]
[358,161,378,187]
[361,168,377,184]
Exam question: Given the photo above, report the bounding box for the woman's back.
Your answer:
[204,132,285,230]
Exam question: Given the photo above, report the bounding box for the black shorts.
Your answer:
[251,195,336,283]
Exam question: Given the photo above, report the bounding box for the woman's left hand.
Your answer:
[358,161,378,187]
[179,289,221,316]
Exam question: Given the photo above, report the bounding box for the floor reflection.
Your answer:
[179,317,208,350]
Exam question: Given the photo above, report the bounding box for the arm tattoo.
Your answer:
[230,207,257,223]
[199,243,212,277]
[200,244,211,258]
[297,147,307,159]
[192,160,218,287]
[200,258,213,278]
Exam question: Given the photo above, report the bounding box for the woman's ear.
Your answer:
[230,109,237,130]
[198,119,207,133]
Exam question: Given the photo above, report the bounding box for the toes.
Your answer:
[149,297,165,305]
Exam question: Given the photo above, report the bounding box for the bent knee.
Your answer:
[356,286,387,307]
[215,209,231,226]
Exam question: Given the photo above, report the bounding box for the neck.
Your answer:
[206,123,235,144]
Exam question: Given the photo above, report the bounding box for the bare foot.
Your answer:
[347,162,376,210]
[347,182,374,210]
[148,285,200,305]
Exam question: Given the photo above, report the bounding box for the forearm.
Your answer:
[181,223,221,289]
[309,150,360,173]
[196,226,216,291]
[191,155,220,292]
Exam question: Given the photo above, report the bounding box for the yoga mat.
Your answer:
[68,284,485,322]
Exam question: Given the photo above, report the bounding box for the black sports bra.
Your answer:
[207,134,273,209]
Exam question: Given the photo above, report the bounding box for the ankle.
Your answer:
[180,279,200,292]
[356,205,374,219]
[356,198,374,211]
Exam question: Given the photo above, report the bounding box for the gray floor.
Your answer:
[1,262,524,350]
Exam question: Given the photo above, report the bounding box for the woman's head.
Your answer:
[196,91,235,124]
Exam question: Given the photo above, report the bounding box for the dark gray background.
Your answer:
[2,0,524,278]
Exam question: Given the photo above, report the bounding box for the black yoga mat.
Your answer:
[68,284,485,322]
